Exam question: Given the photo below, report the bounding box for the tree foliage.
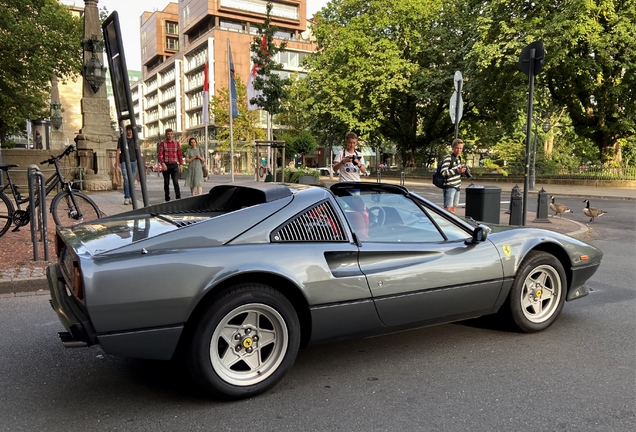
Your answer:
[471,0,636,163]
[305,0,635,167]
[0,0,83,144]
[249,2,290,116]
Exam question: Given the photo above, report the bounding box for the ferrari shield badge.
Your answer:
[502,244,511,258]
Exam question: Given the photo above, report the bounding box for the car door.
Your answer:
[339,192,504,328]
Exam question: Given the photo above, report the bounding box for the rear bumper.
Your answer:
[47,264,97,347]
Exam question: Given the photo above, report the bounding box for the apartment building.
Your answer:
[133,0,316,166]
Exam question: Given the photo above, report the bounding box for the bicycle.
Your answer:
[0,144,102,237]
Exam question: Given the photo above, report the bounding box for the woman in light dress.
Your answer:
[184,137,205,196]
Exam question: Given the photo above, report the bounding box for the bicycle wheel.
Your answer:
[0,192,15,237]
[51,191,101,227]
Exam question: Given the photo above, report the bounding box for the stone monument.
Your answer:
[74,0,117,191]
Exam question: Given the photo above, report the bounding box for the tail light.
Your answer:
[72,262,84,300]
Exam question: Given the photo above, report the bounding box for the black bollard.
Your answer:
[509,185,523,225]
[505,184,521,215]
[533,187,551,223]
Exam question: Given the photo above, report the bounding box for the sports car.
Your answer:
[48,181,602,399]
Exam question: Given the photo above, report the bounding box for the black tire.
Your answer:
[0,192,14,237]
[187,283,300,400]
[51,191,101,227]
[504,251,567,333]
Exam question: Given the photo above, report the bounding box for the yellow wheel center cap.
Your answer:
[535,289,543,299]
[242,337,253,349]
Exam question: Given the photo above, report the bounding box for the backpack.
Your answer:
[432,163,444,188]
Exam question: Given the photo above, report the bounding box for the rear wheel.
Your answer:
[187,283,300,399]
[51,191,101,227]
[504,251,566,332]
[0,192,14,237]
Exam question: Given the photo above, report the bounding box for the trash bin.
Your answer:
[465,185,501,224]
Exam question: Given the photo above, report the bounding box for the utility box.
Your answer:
[465,185,502,224]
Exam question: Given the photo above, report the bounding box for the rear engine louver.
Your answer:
[271,201,347,242]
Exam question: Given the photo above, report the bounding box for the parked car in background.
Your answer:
[48,181,602,400]
[318,167,337,176]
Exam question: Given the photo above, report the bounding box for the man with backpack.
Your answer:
[333,132,367,182]
[439,138,469,213]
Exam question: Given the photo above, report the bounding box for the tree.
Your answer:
[249,2,290,117]
[471,0,636,164]
[0,0,83,145]
[305,0,483,167]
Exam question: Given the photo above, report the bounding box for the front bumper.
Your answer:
[47,264,97,347]
[567,261,601,301]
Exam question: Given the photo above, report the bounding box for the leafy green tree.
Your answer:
[249,2,290,116]
[471,0,636,164]
[306,0,486,167]
[0,0,83,145]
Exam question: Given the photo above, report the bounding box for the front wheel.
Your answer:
[187,284,300,400]
[0,192,15,237]
[504,251,567,333]
[51,191,101,227]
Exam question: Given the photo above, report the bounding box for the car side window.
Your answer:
[337,193,445,243]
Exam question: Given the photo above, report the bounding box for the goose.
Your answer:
[583,199,606,222]
[550,196,572,218]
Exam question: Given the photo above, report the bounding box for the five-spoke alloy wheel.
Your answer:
[187,283,300,399]
[506,251,566,332]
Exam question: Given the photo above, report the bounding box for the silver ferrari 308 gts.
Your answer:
[48,181,602,399]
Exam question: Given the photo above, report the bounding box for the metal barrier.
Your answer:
[27,164,49,261]
[533,187,551,223]
[508,185,523,225]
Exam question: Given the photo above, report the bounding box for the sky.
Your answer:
[61,0,330,71]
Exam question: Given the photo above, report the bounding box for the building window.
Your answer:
[166,21,178,35]
[167,37,179,51]
[219,19,245,33]
[183,5,190,27]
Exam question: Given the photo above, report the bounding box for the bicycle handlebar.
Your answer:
[40,144,76,165]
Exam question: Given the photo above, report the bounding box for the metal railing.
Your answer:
[377,166,636,181]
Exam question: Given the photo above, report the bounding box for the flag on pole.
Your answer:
[247,35,267,110]
[202,61,209,124]
[228,45,239,119]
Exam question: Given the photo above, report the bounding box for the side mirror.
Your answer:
[465,226,488,245]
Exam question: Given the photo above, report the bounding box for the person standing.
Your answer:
[158,128,183,202]
[114,124,138,205]
[333,131,367,182]
[184,137,205,196]
[440,138,468,213]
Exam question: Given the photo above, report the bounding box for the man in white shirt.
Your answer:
[333,132,367,182]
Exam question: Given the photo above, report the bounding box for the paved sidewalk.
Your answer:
[0,174,621,296]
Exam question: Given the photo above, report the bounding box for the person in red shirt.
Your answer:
[158,128,183,201]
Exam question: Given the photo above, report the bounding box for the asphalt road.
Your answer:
[1,178,633,431]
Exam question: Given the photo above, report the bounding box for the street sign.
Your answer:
[450,91,463,124]
[519,41,545,76]
[454,70,463,91]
